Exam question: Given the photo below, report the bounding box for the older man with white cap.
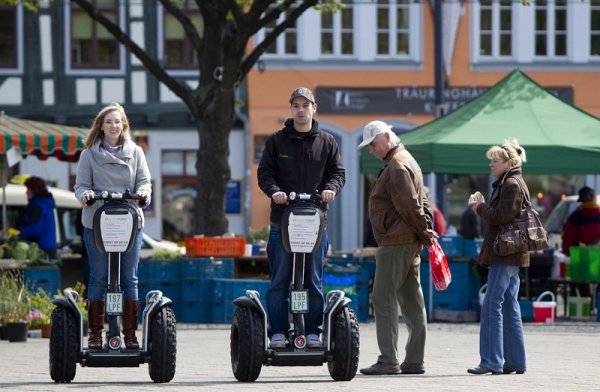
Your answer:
[358,120,435,376]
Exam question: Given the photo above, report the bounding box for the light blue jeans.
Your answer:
[84,227,142,301]
[266,223,328,338]
[479,264,527,372]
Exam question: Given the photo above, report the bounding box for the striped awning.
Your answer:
[0,113,86,162]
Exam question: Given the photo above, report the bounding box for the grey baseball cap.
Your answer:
[289,87,315,104]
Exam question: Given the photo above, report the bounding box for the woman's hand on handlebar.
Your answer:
[321,190,336,203]
[81,191,95,206]
[137,190,150,207]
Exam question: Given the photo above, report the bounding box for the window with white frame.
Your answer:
[70,0,120,69]
[163,0,204,68]
[261,2,298,56]
[376,0,411,57]
[321,0,354,56]
[592,0,600,56]
[0,5,17,69]
[535,0,567,57]
[479,0,512,57]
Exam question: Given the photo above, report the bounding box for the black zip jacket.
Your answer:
[258,119,346,223]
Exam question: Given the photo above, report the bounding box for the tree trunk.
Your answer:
[193,90,235,236]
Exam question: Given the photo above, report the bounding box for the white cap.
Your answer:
[357,121,393,150]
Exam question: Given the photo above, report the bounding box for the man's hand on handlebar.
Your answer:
[272,191,288,205]
[321,190,336,203]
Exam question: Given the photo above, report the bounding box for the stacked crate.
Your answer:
[211,278,270,323]
[138,259,182,318]
[179,258,234,322]
[24,266,61,296]
[325,254,375,322]
[420,260,479,314]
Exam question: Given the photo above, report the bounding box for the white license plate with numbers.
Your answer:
[291,290,309,314]
[106,292,123,315]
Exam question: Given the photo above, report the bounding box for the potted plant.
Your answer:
[30,289,54,338]
[0,271,31,342]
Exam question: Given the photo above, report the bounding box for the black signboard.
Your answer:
[315,86,573,115]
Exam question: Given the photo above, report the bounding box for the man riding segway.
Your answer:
[257,87,346,349]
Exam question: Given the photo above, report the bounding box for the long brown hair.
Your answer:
[84,103,131,148]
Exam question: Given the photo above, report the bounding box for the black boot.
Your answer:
[123,300,140,349]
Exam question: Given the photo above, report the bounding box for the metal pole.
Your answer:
[428,0,444,322]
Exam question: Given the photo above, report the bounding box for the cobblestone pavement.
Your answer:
[2,321,599,391]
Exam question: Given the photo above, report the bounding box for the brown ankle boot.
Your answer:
[123,300,140,349]
[87,301,105,349]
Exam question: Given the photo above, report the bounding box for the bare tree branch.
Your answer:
[159,0,203,54]
[240,0,317,77]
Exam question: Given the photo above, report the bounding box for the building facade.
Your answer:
[0,1,249,241]
[247,0,600,252]
[1,1,599,252]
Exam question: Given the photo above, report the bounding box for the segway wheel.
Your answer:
[148,306,177,383]
[49,306,78,383]
[327,306,360,381]
[230,307,264,382]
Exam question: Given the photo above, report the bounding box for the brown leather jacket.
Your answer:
[368,145,433,246]
[476,167,530,267]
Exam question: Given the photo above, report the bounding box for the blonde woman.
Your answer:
[468,139,529,375]
[74,103,151,350]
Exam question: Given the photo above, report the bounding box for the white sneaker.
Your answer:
[269,333,287,349]
[307,334,321,348]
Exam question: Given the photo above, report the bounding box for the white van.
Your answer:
[1,183,182,259]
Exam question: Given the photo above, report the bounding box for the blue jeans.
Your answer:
[84,228,142,302]
[266,222,328,337]
[479,264,527,372]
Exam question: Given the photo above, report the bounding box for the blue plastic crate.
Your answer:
[139,280,181,316]
[464,239,484,257]
[438,236,465,257]
[420,261,479,312]
[24,266,61,296]
[138,259,181,281]
[180,279,214,300]
[519,300,534,322]
[181,258,234,280]
[325,254,355,268]
[212,278,270,323]
[179,299,213,323]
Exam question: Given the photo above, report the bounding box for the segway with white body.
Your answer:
[230,192,359,382]
[49,190,176,383]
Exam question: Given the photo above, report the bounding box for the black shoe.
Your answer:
[400,362,425,374]
[467,366,502,375]
[503,369,526,374]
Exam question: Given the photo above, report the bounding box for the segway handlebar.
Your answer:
[288,192,322,204]
[85,189,145,206]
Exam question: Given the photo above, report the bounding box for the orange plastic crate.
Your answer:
[185,236,246,257]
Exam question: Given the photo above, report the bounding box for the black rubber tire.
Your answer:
[148,306,177,383]
[327,306,360,381]
[49,306,78,383]
[230,307,264,382]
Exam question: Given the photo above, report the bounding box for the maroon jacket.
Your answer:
[561,202,600,255]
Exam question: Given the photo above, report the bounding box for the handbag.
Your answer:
[427,238,452,291]
[493,178,549,257]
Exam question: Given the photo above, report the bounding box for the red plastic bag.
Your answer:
[427,238,452,291]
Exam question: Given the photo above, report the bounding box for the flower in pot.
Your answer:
[30,289,54,338]
[0,271,31,342]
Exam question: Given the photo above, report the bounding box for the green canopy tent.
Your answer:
[361,70,600,175]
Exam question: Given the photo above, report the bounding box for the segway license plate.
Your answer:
[106,292,123,315]
[291,289,309,314]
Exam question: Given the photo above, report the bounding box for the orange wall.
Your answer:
[247,2,600,231]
